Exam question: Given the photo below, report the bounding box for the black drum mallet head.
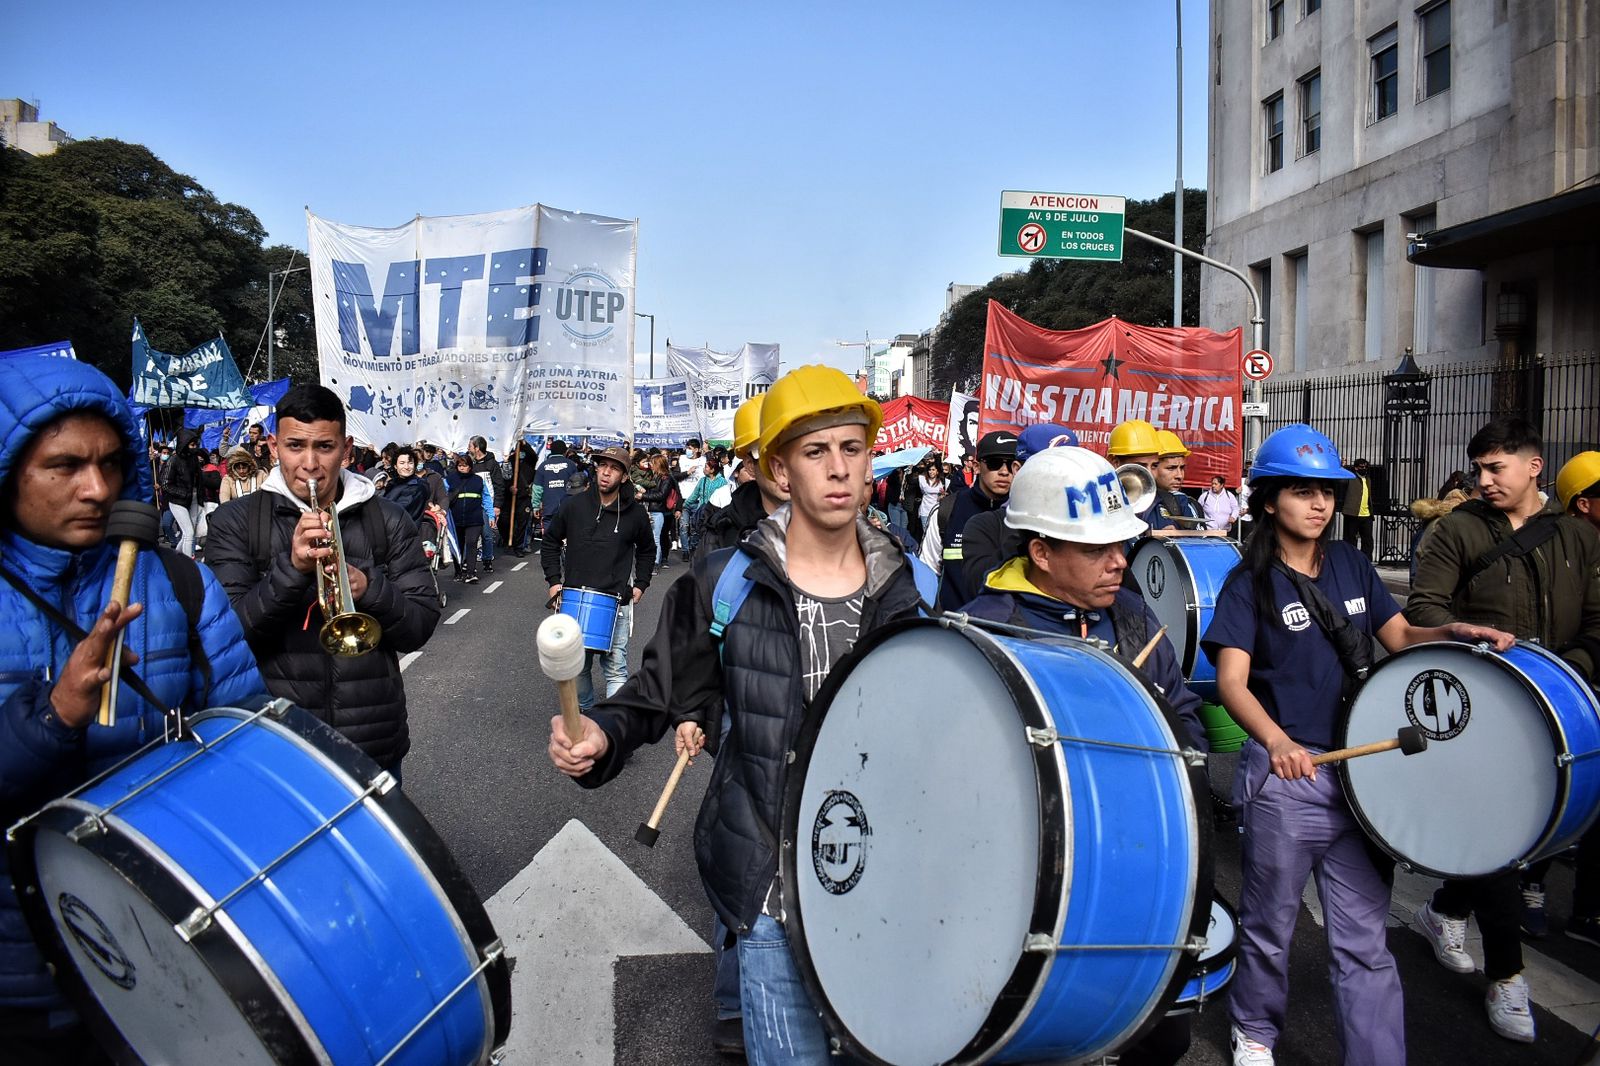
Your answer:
[106,500,160,545]
[1397,725,1428,756]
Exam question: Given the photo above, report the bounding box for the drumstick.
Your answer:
[537,613,587,745]
[1311,726,1428,766]
[1131,625,1169,669]
[636,748,693,847]
[98,502,160,726]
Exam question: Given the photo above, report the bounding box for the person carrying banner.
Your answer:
[0,354,267,1065]
[547,365,931,1065]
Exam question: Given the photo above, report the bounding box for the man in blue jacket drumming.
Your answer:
[0,355,266,1064]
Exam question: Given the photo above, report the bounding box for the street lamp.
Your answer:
[634,311,655,378]
[267,264,307,381]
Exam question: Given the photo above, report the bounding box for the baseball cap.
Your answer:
[1016,423,1080,463]
[593,446,631,470]
[975,431,1019,461]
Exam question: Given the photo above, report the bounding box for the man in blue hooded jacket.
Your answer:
[0,355,266,1063]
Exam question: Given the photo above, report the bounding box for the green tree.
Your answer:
[930,188,1208,396]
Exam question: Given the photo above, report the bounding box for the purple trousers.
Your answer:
[1230,740,1406,1064]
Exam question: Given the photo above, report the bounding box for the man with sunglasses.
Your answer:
[920,430,1018,611]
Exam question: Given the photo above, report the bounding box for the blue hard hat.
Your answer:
[1248,424,1356,483]
[1016,423,1080,463]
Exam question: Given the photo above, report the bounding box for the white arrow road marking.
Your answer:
[512,561,529,572]
[483,580,503,595]
[485,819,709,1064]
[444,608,470,625]
[399,651,422,672]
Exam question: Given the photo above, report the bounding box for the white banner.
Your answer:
[947,390,978,462]
[308,205,637,452]
[591,376,699,448]
[666,342,780,443]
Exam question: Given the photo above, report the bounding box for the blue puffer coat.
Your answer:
[0,354,267,1011]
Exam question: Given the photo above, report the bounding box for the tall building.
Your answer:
[1201,2,1598,377]
[1,99,72,156]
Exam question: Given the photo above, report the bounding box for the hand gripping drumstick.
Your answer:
[536,613,587,746]
[98,501,160,726]
[1310,726,1428,766]
[636,748,692,848]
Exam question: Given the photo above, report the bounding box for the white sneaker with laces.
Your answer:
[1231,1025,1275,1066]
[1486,973,1536,1042]
[1417,901,1476,974]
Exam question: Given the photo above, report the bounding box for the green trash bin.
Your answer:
[1200,702,1248,753]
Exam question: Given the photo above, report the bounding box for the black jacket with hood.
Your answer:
[691,478,769,564]
[578,509,927,934]
[541,479,656,599]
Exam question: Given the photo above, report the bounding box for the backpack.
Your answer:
[708,546,939,647]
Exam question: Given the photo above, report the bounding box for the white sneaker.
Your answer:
[1417,901,1476,974]
[1485,973,1536,1042]
[1231,1025,1275,1066]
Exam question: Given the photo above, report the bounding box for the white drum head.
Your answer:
[789,626,1053,1065]
[1343,644,1559,877]
[1132,540,1195,672]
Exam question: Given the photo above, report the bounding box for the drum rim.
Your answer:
[8,704,512,1063]
[561,585,621,603]
[1338,640,1577,879]
[1131,538,1201,676]
[1173,896,1241,1005]
[779,616,1213,1065]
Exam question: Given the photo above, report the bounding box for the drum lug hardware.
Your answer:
[1182,747,1209,768]
[1026,728,1059,748]
[1185,935,1208,957]
[1558,753,1576,767]
[371,770,399,795]
[264,697,294,720]
[1470,641,1493,657]
[1023,933,1057,954]
[489,1049,508,1065]
[67,816,106,843]
[176,906,212,941]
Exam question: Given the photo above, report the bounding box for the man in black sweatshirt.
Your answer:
[542,446,657,708]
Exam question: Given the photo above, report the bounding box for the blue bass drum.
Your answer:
[560,585,621,652]
[1341,641,1600,879]
[1129,537,1241,702]
[1169,898,1238,1014]
[9,702,511,1066]
[783,618,1211,1065]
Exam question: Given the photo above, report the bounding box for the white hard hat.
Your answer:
[1004,446,1149,544]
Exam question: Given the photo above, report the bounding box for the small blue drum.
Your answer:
[784,618,1210,1065]
[9,702,511,1065]
[560,585,621,652]
[1170,899,1238,1014]
[1130,536,1241,702]
[1342,641,1600,879]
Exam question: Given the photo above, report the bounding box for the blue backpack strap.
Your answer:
[904,552,939,613]
[709,548,756,645]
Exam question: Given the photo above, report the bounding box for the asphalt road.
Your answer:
[394,551,1600,1065]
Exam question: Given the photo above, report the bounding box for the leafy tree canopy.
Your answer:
[930,188,1208,396]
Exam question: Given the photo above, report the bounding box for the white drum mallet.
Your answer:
[537,613,587,747]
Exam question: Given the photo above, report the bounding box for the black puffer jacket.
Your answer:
[580,509,926,933]
[691,478,769,564]
[205,469,442,767]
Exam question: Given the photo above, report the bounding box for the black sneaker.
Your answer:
[712,1017,745,1057]
[465,574,480,585]
[483,561,495,573]
[1568,914,1600,946]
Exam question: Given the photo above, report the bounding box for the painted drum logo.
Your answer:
[1281,601,1311,632]
[811,790,871,895]
[553,269,625,345]
[1144,556,1166,599]
[58,893,136,990]
[1405,669,1471,740]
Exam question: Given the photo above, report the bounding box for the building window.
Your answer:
[1252,261,1273,351]
[1371,26,1399,122]
[1304,0,1321,13]
[1267,0,1284,40]
[1410,213,1438,352]
[1420,1,1451,98]
[1291,252,1309,368]
[1363,228,1386,362]
[1300,71,1321,155]
[1265,93,1285,172]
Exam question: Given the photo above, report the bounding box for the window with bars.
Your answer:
[1371,26,1399,122]
[1265,93,1285,172]
[1300,71,1321,155]
[1420,1,1451,98]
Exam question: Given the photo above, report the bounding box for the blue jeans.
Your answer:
[574,603,632,710]
[649,511,665,565]
[738,916,836,1064]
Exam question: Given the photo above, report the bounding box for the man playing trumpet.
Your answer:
[206,385,440,780]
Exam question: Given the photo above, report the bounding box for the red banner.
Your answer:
[979,302,1244,487]
[874,395,951,453]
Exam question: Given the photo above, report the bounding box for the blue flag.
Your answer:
[129,319,251,409]
[0,339,76,360]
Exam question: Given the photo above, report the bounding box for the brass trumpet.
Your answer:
[1115,462,1157,513]
[306,478,382,656]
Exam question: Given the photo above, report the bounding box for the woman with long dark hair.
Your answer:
[1201,424,1512,1066]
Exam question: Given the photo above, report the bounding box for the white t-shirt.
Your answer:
[678,452,705,506]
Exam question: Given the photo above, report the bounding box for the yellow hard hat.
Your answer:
[1556,451,1600,511]
[758,365,882,478]
[1108,419,1161,459]
[733,393,765,456]
[1155,429,1190,458]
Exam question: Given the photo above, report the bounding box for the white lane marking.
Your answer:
[444,608,470,625]
[483,580,504,595]
[512,561,529,572]
[399,651,422,672]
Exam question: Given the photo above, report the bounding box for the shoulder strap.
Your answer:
[247,489,274,574]
[709,549,755,645]
[938,492,958,534]
[1454,513,1561,595]
[359,497,390,570]
[155,547,213,696]
[1271,558,1374,682]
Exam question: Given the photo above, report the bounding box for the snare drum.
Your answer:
[8,702,511,1065]
[784,618,1210,1065]
[560,585,621,652]
[1170,899,1238,1013]
[1341,641,1600,879]
[1130,537,1241,702]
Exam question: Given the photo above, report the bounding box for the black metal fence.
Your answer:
[1261,350,1600,565]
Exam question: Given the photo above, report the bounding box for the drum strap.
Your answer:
[1454,513,1560,596]
[1270,560,1375,692]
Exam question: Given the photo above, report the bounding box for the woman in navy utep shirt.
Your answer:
[1201,425,1511,1066]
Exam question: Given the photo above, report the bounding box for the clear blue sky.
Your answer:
[5,1,1211,376]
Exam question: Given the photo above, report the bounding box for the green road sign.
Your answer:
[999,191,1126,261]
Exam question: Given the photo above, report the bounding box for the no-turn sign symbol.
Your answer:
[1243,349,1274,380]
[1017,223,1047,254]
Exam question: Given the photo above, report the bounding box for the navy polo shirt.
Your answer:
[1201,541,1399,749]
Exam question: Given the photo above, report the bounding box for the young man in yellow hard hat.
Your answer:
[1558,451,1600,535]
[1150,429,1206,531]
[547,365,932,1063]
[694,392,788,563]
